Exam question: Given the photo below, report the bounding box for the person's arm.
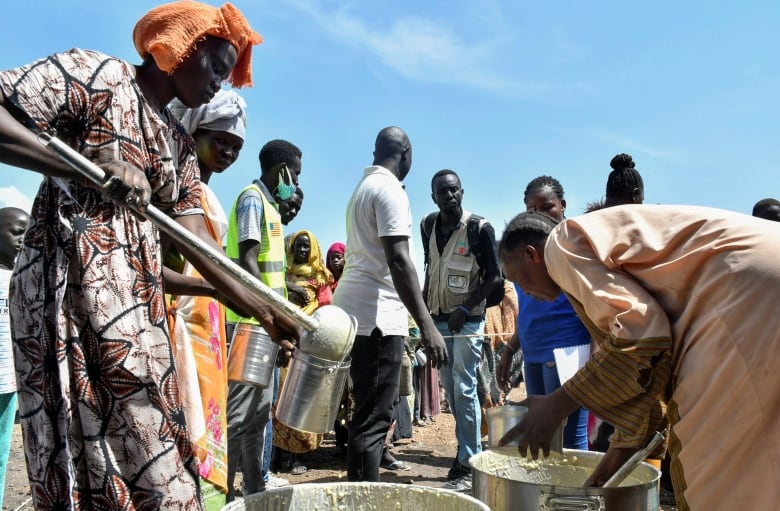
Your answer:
[162,266,215,297]
[380,235,447,368]
[496,330,521,391]
[0,93,152,208]
[477,344,494,407]
[420,220,431,304]
[448,222,503,332]
[0,98,79,178]
[238,239,263,281]
[172,214,298,349]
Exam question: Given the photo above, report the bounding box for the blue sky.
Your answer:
[1,1,779,275]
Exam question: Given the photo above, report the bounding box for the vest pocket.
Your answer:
[446,255,472,294]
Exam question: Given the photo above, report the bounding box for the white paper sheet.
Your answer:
[553,344,591,384]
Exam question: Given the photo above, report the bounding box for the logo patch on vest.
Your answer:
[454,241,468,255]
[269,222,282,237]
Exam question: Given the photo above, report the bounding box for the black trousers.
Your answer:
[347,329,404,481]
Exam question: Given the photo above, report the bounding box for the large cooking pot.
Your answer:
[223,482,490,510]
[470,447,660,510]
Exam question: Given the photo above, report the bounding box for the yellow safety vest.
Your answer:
[225,183,287,324]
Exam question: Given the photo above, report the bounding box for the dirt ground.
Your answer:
[2,385,677,510]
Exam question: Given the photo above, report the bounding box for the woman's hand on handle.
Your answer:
[99,161,152,211]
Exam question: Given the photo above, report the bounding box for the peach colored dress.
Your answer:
[547,204,780,511]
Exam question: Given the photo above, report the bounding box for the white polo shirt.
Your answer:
[333,165,412,336]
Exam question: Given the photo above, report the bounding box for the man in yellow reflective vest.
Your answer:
[224,139,303,501]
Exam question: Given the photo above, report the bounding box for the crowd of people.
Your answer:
[0,2,778,511]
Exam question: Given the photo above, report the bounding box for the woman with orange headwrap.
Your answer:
[0,2,296,509]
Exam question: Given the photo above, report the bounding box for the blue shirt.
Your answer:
[515,283,591,363]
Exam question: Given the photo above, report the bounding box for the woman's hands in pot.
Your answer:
[583,446,637,487]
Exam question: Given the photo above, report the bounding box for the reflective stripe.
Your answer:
[225,183,287,324]
[257,261,285,272]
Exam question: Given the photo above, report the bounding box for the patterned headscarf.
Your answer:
[287,230,333,288]
[133,1,263,87]
[169,89,247,140]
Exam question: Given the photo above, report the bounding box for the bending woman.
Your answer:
[498,206,780,510]
[0,2,298,509]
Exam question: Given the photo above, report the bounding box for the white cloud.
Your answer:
[0,186,34,212]
[591,130,681,160]
[285,0,513,92]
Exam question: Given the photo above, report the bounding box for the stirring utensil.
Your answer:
[601,431,665,488]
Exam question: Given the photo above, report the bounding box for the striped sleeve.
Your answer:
[545,220,674,449]
[562,297,670,449]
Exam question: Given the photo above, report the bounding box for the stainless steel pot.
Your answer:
[227,323,279,388]
[470,447,660,510]
[223,482,490,510]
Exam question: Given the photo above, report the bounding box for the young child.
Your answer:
[0,207,29,507]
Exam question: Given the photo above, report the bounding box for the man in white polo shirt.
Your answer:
[333,126,447,482]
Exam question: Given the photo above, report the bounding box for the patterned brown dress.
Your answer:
[1,49,203,510]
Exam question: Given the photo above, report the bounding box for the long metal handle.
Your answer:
[602,431,664,488]
[39,132,318,332]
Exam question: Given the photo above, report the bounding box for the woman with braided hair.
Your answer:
[585,153,645,213]
[604,153,644,207]
[497,206,780,511]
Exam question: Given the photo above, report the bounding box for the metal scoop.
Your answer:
[601,431,665,488]
[39,133,320,332]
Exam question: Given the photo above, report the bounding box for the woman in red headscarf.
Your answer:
[0,2,297,509]
[326,242,346,291]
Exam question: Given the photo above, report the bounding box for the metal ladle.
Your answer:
[38,132,319,332]
[601,431,665,488]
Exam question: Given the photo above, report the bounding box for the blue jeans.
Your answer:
[523,361,589,450]
[436,318,483,468]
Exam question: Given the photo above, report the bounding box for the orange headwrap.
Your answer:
[133,1,263,87]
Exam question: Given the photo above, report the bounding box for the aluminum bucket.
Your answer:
[227,323,279,388]
[222,482,490,510]
[275,352,350,434]
[470,447,660,510]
